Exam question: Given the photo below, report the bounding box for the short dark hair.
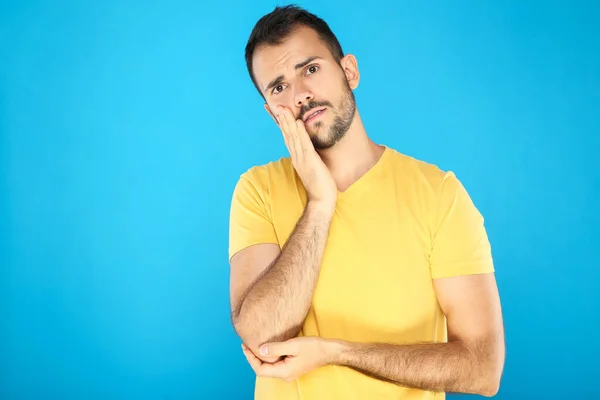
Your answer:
[245,5,345,97]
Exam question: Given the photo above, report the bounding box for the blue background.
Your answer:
[1,0,598,398]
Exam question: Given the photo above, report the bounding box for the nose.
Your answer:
[294,85,314,108]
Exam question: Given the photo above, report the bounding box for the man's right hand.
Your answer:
[277,106,338,212]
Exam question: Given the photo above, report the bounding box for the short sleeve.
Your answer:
[429,172,494,279]
[228,173,279,261]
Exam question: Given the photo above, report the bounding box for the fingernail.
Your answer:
[260,345,269,356]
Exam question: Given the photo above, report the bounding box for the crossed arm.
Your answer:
[229,201,333,363]
[330,272,505,396]
[239,272,505,397]
[230,192,505,396]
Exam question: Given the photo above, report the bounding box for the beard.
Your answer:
[301,79,356,150]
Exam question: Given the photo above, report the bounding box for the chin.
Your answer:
[309,120,326,132]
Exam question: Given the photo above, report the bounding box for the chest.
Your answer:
[273,191,439,333]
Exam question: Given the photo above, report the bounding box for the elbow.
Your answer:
[469,363,501,397]
[464,368,501,397]
[232,316,269,360]
[231,313,258,347]
[231,309,252,345]
[230,301,262,347]
[232,311,302,349]
[232,314,302,364]
[478,377,500,397]
[468,332,505,397]
[475,355,504,397]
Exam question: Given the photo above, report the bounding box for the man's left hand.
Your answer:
[241,336,341,382]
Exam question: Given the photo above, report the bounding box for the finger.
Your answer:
[241,342,256,358]
[241,343,260,365]
[280,129,293,158]
[242,346,293,380]
[284,109,303,159]
[260,340,301,358]
[295,119,313,153]
[255,359,294,381]
[280,107,299,159]
[242,344,263,371]
[278,106,292,136]
[276,106,291,146]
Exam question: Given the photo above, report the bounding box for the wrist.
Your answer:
[307,199,336,219]
[322,338,351,366]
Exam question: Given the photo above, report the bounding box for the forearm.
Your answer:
[331,339,502,397]
[233,201,333,350]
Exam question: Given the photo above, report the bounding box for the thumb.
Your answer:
[295,119,314,149]
[260,339,300,357]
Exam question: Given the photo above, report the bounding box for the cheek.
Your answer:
[314,71,337,91]
[268,95,294,112]
[266,100,281,119]
[312,80,341,108]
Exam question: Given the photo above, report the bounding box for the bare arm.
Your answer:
[329,273,505,397]
[230,201,334,361]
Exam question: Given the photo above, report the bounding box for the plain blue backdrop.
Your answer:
[1,0,599,398]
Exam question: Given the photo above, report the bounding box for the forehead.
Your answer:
[252,26,332,89]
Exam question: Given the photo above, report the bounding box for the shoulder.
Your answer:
[233,156,295,197]
[383,146,455,193]
[383,147,484,242]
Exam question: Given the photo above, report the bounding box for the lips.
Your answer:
[303,108,326,123]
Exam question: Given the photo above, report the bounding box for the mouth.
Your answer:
[303,108,326,123]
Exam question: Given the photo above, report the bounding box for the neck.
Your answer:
[317,110,386,192]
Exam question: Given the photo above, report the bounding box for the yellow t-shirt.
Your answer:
[228,146,494,400]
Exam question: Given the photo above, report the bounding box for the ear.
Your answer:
[340,54,360,90]
[264,103,281,126]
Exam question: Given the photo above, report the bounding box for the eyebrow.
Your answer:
[263,56,322,94]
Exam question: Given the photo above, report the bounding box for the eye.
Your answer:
[306,64,320,75]
[272,84,286,95]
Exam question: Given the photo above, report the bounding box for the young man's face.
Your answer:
[252,25,359,150]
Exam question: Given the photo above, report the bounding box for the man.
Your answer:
[228,5,505,399]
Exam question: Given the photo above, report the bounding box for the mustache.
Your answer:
[300,100,333,120]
